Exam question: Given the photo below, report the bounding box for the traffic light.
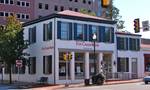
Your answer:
[68,53,72,60]
[101,0,110,8]
[63,54,68,61]
[134,18,140,33]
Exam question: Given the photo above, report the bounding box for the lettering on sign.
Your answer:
[76,41,99,47]
[41,46,54,50]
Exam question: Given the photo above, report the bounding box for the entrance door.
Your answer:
[131,58,138,79]
[103,54,112,79]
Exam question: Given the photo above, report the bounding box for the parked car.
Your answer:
[143,75,150,84]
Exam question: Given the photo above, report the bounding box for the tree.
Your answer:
[0,15,28,84]
[104,0,125,30]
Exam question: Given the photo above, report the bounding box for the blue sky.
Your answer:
[114,0,150,33]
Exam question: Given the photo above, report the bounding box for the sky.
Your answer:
[114,0,150,38]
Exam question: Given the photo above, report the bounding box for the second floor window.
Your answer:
[76,24,84,40]
[129,38,140,51]
[29,27,36,44]
[43,22,52,41]
[60,22,69,40]
[117,37,128,50]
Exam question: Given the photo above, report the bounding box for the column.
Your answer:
[112,53,117,73]
[129,58,132,79]
[70,52,75,80]
[112,53,117,79]
[98,53,103,73]
[54,49,59,83]
[85,52,89,79]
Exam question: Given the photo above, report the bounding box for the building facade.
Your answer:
[0,0,102,24]
[1,11,144,84]
[0,0,34,24]
[34,0,101,19]
[141,39,150,75]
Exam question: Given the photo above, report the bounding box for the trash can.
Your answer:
[84,79,90,86]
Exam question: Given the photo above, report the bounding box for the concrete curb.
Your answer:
[31,79,143,90]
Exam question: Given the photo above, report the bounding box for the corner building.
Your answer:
[3,10,144,84]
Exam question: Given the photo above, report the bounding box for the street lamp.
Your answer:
[92,33,97,75]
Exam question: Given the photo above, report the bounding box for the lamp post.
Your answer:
[92,33,97,75]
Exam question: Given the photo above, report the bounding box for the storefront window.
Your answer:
[89,53,97,76]
[117,57,129,72]
[59,52,70,80]
[75,53,84,79]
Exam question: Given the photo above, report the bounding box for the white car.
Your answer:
[143,75,150,84]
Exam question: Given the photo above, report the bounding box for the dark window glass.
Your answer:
[69,0,72,1]
[117,58,129,72]
[60,22,69,40]
[39,3,42,9]
[45,4,48,10]
[5,0,9,4]
[22,1,25,6]
[129,38,140,51]
[29,57,36,74]
[22,14,25,19]
[88,1,91,5]
[43,55,52,74]
[75,8,78,12]
[17,1,20,5]
[0,12,4,16]
[75,0,78,2]
[0,0,4,3]
[60,6,64,11]
[26,2,29,7]
[5,12,9,17]
[83,0,86,3]
[10,0,13,4]
[26,15,29,19]
[76,24,84,40]
[117,37,128,50]
[89,25,98,41]
[54,5,58,11]
[43,22,52,41]
[16,14,20,18]
[29,27,36,44]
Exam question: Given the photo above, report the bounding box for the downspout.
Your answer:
[54,18,56,84]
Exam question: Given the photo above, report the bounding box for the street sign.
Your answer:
[142,20,149,31]
[16,60,22,67]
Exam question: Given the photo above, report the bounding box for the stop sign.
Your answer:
[16,60,22,67]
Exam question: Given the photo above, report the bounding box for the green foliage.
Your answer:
[79,8,96,16]
[0,15,28,83]
[105,0,125,30]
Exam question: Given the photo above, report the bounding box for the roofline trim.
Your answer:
[23,13,117,27]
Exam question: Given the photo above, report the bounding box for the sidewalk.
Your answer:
[31,78,143,90]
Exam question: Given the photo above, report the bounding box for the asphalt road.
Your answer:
[58,82,150,90]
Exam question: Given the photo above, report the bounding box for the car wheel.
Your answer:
[145,81,148,84]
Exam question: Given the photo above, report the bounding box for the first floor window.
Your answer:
[43,55,52,74]
[29,57,36,74]
[117,57,129,72]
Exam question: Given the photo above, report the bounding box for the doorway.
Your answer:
[131,58,138,79]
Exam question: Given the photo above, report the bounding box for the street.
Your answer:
[58,82,150,90]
